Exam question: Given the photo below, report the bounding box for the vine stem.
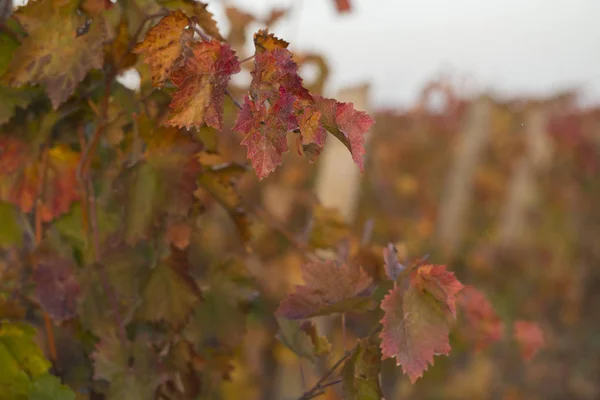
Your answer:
[33,146,58,363]
[294,325,382,400]
[225,89,243,110]
[239,54,255,64]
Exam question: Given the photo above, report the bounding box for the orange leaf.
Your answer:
[166,39,241,129]
[134,10,193,87]
[0,138,80,222]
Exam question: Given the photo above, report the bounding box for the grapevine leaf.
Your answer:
[277,261,375,319]
[380,285,451,383]
[276,318,331,363]
[313,94,374,171]
[410,264,464,317]
[299,320,332,358]
[91,334,162,400]
[342,338,383,400]
[0,85,36,126]
[234,88,297,179]
[115,127,201,244]
[458,286,504,350]
[294,99,327,162]
[166,39,240,129]
[182,257,254,354]
[3,1,108,108]
[133,10,193,87]
[159,0,224,41]
[0,321,51,399]
[0,139,80,222]
[196,162,251,243]
[120,162,160,244]
[253,29,289,53]
[77,245,149,337]
[136,250,200,327]
[0,202,22,247]
[28,374,75,400]
[380,265,463,383]
[32,249,80,322]
[513,320,544,361]
[250,46,309,102]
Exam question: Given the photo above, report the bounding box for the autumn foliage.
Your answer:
[0,1,546,399]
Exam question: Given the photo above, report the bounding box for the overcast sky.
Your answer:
[212,0,600,108]
[12,0,600,108]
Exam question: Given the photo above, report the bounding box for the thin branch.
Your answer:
[296,351,351,400]
[33,146,58,364]
[295,326,382,400]
[239,54,255,64]
[87,179,127,344]
[191,23,211,42]
[225,89,243,110]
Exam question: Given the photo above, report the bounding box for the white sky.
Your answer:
[212,0,600,108]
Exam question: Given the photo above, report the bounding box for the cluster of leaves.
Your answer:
[0,1,544,399]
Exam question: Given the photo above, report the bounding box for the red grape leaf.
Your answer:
[277,260,375,319]
[249,46,310,102]
[160,0,224,41]
[513,320,544,361]
[166,39,241,129]
[313,95,374,171]
[342,338,383,400]
[3,1,108,108]
[458,286,504,350]
[133,10,193,87]
[32,249,80,322]
[0,138,80,222]
[234,88,297,179]
[410,264,464,317]
[380,265,463,383]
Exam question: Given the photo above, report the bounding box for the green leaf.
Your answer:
[342,339,383,400]
[136,251,200,327]
[123,162,160,244]
[28,374,75,400]
[91,334,162,400]
[3,0,109,108]
[0,202,22,247]
[0,321,51,399]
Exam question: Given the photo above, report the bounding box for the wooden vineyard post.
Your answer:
[436,97,492,258]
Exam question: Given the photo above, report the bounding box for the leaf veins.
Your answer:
[277,260,375,319]
[166,39,241,129]
[134,10,193,87]
[379,264,463,383]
